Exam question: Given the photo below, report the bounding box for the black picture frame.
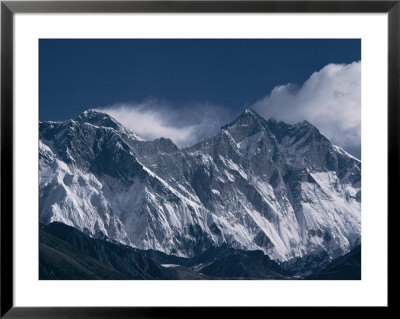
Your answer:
[1,0,396,317]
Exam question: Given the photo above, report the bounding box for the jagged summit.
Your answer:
[244,108,259,116]
[222,108,264,130]
[223,109,321,138]
[266,117,321,139]
[76,109,124,131]
[297,119,313,126]
[265,118,318,134]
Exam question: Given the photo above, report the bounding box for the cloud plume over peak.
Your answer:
[96,99,233,148]
[95,61,361,158]
[252,61,361,158]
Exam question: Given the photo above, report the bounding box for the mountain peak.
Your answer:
[78,109,110,121]
[292,119,321,136]
[222,108,265,130]
[243,108,263,119]
[244,108,256,116]
[77,109,123,131]
[296,120,313,127]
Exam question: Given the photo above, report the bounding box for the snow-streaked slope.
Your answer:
[39,140,131,245]
[39,109,361,262]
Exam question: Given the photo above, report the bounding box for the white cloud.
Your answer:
[96,99,233,147]
[96,62,360,157]
[252,61,361,157]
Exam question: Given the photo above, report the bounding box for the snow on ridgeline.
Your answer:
[39,108,361,262]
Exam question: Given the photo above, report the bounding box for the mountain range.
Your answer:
[39,108,361,279]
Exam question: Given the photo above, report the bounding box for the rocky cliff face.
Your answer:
[39,109,361,262]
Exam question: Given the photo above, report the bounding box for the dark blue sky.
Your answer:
[39,39,360,122]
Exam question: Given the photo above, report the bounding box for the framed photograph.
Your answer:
[1,0,395,316]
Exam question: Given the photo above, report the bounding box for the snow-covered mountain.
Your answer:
[39,109,361,262]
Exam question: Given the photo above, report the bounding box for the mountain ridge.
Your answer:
[39,108,361,263]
